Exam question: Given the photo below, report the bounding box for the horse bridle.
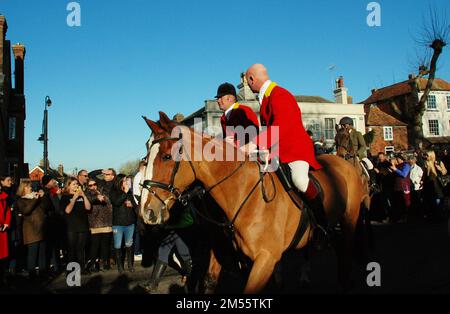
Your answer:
[141,133,274,228]
[141,133,247,209]
[141,133,193,210]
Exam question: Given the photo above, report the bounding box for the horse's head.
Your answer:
[140,111,196,225]
[334,124,352,158]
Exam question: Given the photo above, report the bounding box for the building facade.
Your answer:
[0,15,27,181]
[183,75,366,149]
[361,76,450,150]
[365,105,408,155]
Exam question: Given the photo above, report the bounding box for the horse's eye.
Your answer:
[163,154,172,161]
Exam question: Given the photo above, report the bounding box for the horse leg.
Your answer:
[336,205,359,292]
[204,250,221,294]
[244,251,278,294]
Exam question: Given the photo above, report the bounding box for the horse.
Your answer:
[334,125,371,211]
[140,111,367,293]
[334,125,373,260]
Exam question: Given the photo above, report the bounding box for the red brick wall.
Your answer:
[369,126,409,155]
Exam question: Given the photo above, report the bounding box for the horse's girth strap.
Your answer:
[287,196,311,251]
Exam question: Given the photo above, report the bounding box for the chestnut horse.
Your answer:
[140,112,366,293]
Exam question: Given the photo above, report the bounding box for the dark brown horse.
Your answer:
[140,112,367,293]
[334,125,371,211]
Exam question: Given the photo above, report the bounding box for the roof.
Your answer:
[361,78,450,104]
[29,165,67,179]
[365,105,408,126]
[295,95,333,103]
[182,107,204,122]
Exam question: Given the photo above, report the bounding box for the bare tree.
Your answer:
[407,6,449,149]
[119,159,140,176]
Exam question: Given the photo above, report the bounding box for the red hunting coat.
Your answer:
[256,82,322,169]
[220,103,260,147]
[0,191,11,259]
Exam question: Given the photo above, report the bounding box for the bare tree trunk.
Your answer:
[411,39,445,150]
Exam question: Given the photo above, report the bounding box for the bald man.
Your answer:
[243,64,327,229]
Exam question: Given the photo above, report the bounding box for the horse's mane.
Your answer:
[177,125,249,162]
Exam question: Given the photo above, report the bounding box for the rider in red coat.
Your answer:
[243,64,327,230]
[216,82,260,147]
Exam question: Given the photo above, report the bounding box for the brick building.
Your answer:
[365,105,408,156]
[361,76,450,150]
[0,15,27,181]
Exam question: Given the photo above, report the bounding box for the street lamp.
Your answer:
[38,96,52,175]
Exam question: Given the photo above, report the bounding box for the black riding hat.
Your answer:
[215,82,237,99]
[339,117,353,126]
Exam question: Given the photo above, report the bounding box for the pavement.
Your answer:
[1,217,450,294]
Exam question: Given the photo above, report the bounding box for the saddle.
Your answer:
[274,160,325,250]
[275,161,324,208]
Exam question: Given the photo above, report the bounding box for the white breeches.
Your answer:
[288,161,310,193]
[361,157,374,170]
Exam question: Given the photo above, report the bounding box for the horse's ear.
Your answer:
[142,116,162,133]
[335,124,340,132]
[159,111,176,131]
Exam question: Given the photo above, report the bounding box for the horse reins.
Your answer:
[141,133,276,229]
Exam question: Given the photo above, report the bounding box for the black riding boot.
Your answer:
[125,247,135,272]
[115,249,124,274]
[303,181,330,250]
[181,259,194,294]
[145,260,167,292]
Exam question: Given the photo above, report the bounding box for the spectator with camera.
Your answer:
[423,150,447,221]
[85,178,113,272]
[77,170,89,192]
[409,156,425,219]
[110,174,137,273]
[60,177,91,275]
[14,179,49,281]
[389,153,411,223]
[41,175,63,275]
[89,168,116,198]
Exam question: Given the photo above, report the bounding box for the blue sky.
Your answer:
[1,0,449,174]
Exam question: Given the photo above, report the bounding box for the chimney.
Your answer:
[408,74,415,80]
[334,76,348,104]
[0,16,7,71]
[58,164,64,177]
[12,43,25,94]
[347,96,353,104]
[371,88,377,94]
[237,72,256,101]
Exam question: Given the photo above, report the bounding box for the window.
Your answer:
[385,146,394,154]
[383,126,393,141]
[427,95,437,110]
[305,121,322,140]
[8,117,16,140]
[447,96,450,109]
[324,118,336,140]
[428,119,440,136]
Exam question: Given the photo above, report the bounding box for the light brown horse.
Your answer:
[140,112,367,293]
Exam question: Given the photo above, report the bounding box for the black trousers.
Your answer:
[89,232,111,262]
[27,241,47,271]
[67,232,88,270]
